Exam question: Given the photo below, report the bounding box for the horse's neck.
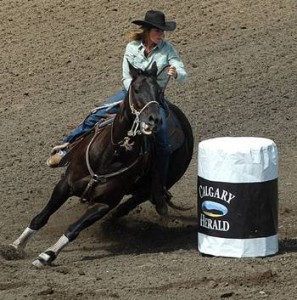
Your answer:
[112,107,134,143]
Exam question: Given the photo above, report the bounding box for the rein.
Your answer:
[157,64,171,96]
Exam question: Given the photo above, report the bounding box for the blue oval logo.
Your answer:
[201,201,228,217]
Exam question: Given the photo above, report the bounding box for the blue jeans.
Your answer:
[155,108,172,156]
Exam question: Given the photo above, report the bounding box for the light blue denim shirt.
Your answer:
[122,40,187,91]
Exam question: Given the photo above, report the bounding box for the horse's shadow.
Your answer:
[77,213,198,261]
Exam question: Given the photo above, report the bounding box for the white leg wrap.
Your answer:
[10,227,36,250]
[46,235,69,255]
[32,252,53,268]
[32,235,70,268]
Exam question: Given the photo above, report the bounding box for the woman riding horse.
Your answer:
[10,60,193,267]
[47,10,188,209]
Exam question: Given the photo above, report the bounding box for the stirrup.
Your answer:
[50,142,69,155]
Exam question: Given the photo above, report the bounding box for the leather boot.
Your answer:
[46,143,69,168]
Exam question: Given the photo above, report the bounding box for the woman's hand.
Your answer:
[167,65,177,78]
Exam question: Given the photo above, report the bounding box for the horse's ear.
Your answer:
[150,61,158,77]
[128,60,139,79]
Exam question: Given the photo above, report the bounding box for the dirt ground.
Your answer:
[0,0,297,299]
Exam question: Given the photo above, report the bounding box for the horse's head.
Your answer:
[127,61,163,136]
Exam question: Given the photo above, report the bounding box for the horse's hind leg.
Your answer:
[10,177,71,251]
[32,202,112,267]
[112,190,150,219]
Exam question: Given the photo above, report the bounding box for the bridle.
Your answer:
[127,86,160,137]
[126,64,171,137]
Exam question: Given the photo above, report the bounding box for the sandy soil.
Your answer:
[0,0,297,299]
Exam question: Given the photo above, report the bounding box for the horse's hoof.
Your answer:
[32,251,56,268]
[9,243,19,250]
[156,202,169,216]
[32,258,46,268]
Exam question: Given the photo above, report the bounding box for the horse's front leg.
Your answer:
[32,202,112,268]
[10,177,71,251]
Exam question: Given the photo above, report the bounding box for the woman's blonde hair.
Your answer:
[126,26,150,42]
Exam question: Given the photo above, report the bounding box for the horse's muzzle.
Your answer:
[140,122,155,135]
[140,115,162,135]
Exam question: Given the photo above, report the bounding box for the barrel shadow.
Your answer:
[279,238,297,254]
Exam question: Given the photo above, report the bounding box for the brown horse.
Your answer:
[10,62,194,267]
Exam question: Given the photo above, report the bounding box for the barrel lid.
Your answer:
[198,137,278,183]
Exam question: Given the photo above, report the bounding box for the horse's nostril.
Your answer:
[148,115,162,126]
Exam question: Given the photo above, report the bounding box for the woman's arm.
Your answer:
[167,43,188,83]
[122,43,134,90]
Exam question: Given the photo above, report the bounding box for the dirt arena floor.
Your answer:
[1,0,297,299]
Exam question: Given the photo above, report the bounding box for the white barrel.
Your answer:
[197,137,278,257]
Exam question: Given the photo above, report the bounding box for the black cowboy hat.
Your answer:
[132,10,176,31]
